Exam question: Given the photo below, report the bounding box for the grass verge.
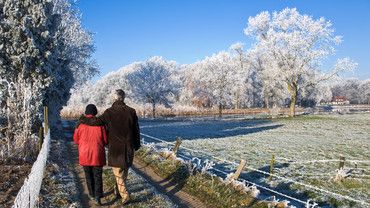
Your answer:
[135,146,276,208]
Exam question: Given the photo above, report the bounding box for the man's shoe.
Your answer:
[121,194,129,205]
[114,186,121,199]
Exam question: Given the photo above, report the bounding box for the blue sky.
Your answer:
[75,0,370,81]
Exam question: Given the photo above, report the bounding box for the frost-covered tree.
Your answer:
[245,8,357,116]
[359,79,370,104]
[0,0,96,160]
[298,81,332,107]
[66,62,139,110]
[331,78,370,104]
[197,52,237,116]
[127,56,179,118]
[229,42,251,108]
[176,49,263,112]
[247,48,287,108]
[0,0,59,159]
[176,65,195,106]
[47,0,98,125]
[176,62,215,109]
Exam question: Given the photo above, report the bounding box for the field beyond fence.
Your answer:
[138,113,370,207]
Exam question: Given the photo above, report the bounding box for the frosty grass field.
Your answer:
[139,113,370,206]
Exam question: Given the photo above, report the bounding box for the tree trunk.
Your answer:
[289,94,296,117]
[262,87,269,109]
[152,102,156,118]
[218,103,222,117]
[264,96,269,109]
[288,82,298,117]
[236,90,240,109]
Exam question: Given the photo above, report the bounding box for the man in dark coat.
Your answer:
[98,89,141,204]
[99,89,140,203]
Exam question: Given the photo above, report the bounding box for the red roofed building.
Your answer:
[331,96,350,105]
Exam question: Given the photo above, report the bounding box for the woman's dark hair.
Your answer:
[85,104,98,116]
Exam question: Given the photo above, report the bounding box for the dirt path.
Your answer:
[69,143,99,207]
[62,121,96,208]
[69,144,176,208]
[64,120,175,208]
[64,119,208,207]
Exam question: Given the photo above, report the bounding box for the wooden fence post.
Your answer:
[269,154,275,181]
[339,156,345,169]
[172,137,182,154]
[232,159,246,180]
[38,127,44,150]
[44,106,48,134]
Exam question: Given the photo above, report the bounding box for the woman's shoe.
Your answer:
[93,197,102,206]
[89,195,95,202]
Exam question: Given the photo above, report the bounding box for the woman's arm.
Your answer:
[73,126,80,145]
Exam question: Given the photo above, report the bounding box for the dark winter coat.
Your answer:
[98,100,141,168]
[73,115,108,166]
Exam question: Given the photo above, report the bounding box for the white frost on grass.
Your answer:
[141,113,370,206]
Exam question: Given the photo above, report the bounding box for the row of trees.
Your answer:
[66,8,359,118]
[332,78,370,104]
[0,0,97,160]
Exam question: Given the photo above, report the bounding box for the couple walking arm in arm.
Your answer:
[73,89,141,205]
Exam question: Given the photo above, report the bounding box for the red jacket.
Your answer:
[73,115,108,166]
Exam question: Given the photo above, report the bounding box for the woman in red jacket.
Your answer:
[73,104,107,205]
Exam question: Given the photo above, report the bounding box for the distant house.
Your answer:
[331,96,350,105]
[192,94,211,108]
[319,96,350,106]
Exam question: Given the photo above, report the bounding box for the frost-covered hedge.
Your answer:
[0,0,97,161]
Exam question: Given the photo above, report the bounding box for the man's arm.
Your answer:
[101,126,108,145]
[98,109,110,125]
[132,110,141,151]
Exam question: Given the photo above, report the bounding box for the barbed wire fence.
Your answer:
[12,107,50,208]
[140,132,370,208]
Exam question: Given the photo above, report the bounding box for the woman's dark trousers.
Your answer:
[83,166,103,198]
